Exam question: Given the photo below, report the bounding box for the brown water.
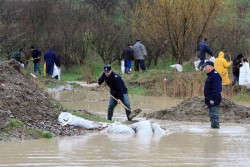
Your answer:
[53,88,182,120]
[0,88,249,167]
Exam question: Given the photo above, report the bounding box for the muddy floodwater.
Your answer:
[0,88,250,167]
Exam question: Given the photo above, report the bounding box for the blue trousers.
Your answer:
[124,58,132,72]
[198,52,206,69]
[34,63,41,75]
[134,59,146,71]
[46,64,54,76]
[107,94,131,121]
[209,106,220,128]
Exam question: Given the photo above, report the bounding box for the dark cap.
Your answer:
[203,61,214,67]
[104,64,111,72]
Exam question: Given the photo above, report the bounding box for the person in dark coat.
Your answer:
[30,46,42,75]
[203,61,222,129]
[97,65,132,121]
[197,38,214,70]
[122,44,134,74]
[44,47,58,78]
[232,53,244,85]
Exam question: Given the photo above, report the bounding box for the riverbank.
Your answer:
[1,60,250,142]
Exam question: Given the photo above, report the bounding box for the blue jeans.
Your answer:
[209,106,220,128]
[134,59,146,71]
[124,58,132,73]
[34,63,41,75]
[198,52,205,69]
[107,94,131,121]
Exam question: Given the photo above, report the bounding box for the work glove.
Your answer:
[210,100,214,105]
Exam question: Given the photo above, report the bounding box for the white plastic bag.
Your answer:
[121,60,125,74]
[58,112,105,129]
[239,62,250,86]
[52,63,60,79]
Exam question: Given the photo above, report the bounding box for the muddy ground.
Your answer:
[0,60,89,142]
[145,96,250,123]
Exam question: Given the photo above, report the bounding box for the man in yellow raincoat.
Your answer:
[214,51,232,86]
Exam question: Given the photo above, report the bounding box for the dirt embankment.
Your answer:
[145,96,250,123]
[0,60,87,142]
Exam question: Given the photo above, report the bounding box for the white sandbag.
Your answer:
[131,120,153,135]
[151,123,166,135]
[208,56,215,62]
[194,60,208,71]
[58,112,104,130]
[170,64,183,72]
[194,60,200,71]
[103,123,135,134]
[121,60,125,74]
[239,62,250,86]
[52,63,60,78]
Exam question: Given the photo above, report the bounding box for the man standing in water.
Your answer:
[97,64,132,121]
[203,61,222,129]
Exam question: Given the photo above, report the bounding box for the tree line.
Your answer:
[0,0,249,68]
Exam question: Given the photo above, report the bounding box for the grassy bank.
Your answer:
[24,59,250,103]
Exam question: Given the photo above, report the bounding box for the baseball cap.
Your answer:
[202,61,214,67]
[104,64,111,72]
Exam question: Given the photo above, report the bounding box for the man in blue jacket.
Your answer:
[203,61,222,129]
[97,64,132,121]
[197,38,214,70]
[44,47,58,78]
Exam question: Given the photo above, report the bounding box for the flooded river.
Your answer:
[0,87,249,167]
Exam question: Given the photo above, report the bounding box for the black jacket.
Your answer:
[98,71,128,100]
[122,47,134,60]
[232,58,242,77]
[204,69,222,108]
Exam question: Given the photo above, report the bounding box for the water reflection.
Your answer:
[0,124,249,166]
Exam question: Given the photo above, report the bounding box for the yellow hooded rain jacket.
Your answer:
[214,51,232,86]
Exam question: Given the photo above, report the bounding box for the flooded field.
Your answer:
[0,87,249,166]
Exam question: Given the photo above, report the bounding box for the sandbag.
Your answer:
[103,123,135,134]
[58,112,105,130]
[131,120,153,135]
[194,60,208,71]
[170,64,183,72]
[151,123,166,135]
[208,56,215,62]
[239,62,250,86]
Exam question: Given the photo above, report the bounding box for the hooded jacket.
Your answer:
[214,51,232,86]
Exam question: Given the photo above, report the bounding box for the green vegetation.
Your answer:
[30,129,54,139]
[9,119,24,129]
